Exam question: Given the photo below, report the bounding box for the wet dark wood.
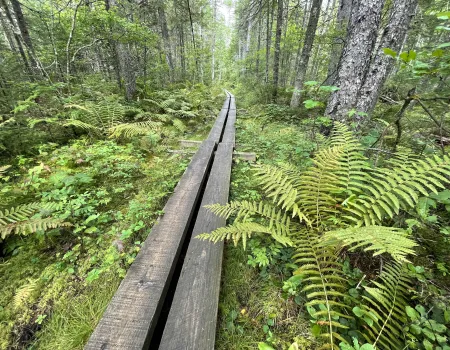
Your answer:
[159,142,234,350]
[85,141,216,350]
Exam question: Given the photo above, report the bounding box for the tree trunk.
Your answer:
[272,0,283,101]
[0,0,33,79]
[356,0,418,115]
[211,0,216,81]
[325,0,385,122]
[10,0,36,66]
[158,2,174,81]
[290,0,322,107]
[325,0,353,85]
[265,0,274,84]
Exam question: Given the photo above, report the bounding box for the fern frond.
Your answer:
[254,164,304,218]
[205,200,293,237]
[345,155,450,226]
[109,121,162,138]
[360,262,411,349]
[0,165,11,174]
[293,231,352,348]
[172,118,186,132]
[0,202,70,239]
[14,279,38,309]
[322,226,417,262]
[65,119,102,133]
[197,222,292,249]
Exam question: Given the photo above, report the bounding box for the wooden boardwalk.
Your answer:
[85,91,236,350]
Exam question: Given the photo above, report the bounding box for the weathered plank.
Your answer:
[179,139,202,148]
[159,142,234,350]
[85,140,217,350]
[229,97,236,111]
[222,96,230,110]
[206,107,228,143]
[222,108,236,145]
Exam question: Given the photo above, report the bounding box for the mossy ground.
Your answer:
[0,106,215,349]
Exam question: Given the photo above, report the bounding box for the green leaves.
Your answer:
[303,99,322,109]
[383,48,397,58]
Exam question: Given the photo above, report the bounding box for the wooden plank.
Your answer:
[230,97,236,111]
[206,108,228,143]
[221,96,230,109]
[179,140,202,148]
[159,142,234,350]
[85,140,217,350]
[222,109,236,145]
[234,151,256,162]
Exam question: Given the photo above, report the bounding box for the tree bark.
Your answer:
[356,0,418,115]
[325,0,385,122]
[325,0,353,85]
[272,0,283,101]
[158,2,174,81]
[0,0,33,79]
[290,0,322,107]
[10,0,35,66]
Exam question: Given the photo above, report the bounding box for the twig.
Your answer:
[416,98,450,135]
[356,274,366,289]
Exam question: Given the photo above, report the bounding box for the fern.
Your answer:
[322,226,417,263]
[109,121,162,138]
[0,165,11,174]
[0,202,70,239]
[199,201,294,248]
[344,156,450,226]
[13,279,38,309]
[198,122,440,349]
[359,263,411,349]
[294,231,352,349]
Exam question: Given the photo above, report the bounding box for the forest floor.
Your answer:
[0,91,216,349]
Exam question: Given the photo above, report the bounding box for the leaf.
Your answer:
[258,343,275,350]
[423,339,433,350]
[303,99,322,109]
[304,81,318,86]
[311,324,322,337]
[360,345,375,350]
[406,306,419,320]
[432,49,444,57]
[383,48,397,58]
[288,342,299,350]
[353,306,364,317]
[400,50,417,62]
[319,85,340,92]
[437,42,450,48]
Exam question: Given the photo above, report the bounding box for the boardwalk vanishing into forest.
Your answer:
[85,92,237,350]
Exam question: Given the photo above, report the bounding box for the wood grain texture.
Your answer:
[221,96,230,109]
[206,107,228,143]
[229,97,236,111]
[85,141,216,350]
[159,142,234,350]
[222,109,236,145]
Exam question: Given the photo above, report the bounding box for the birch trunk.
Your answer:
[290,0,322,107]
[356,0,418,115]
[272,0,283,100]
[325,0,385,121]
[157,2,174,81]
[325,0,352,85]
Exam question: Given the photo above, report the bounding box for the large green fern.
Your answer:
[198,122,445,348]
